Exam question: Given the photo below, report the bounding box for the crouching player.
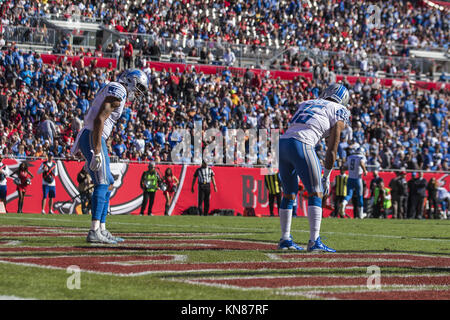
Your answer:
[277,84,350,252]
[71,69,149,244]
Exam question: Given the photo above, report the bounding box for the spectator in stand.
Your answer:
[149,40,161,61]
[0,37,448,172]
[37,114,58,145]
[113,40,122,66]
[223,48,236,66]
[123,39,134,69]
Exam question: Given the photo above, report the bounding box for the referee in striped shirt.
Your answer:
[191,160,217,216]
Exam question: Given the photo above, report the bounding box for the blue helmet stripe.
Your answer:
[336,85,345,100]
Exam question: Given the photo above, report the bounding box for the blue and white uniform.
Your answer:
[277,94,350,253]
[344,153,366,207]
[71,82,127,186]
[70,81,127,225]
[279,98,350,195]
[71,69,148,244]
[0,162,12,200]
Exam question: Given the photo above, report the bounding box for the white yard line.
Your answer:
[1,215,450,243]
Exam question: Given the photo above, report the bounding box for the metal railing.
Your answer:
[102,30,286,67]
[105,31,448,79]
[2,24,448,81]
[37,13,104,24]
[1,26,56,47]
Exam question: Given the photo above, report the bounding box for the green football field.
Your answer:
[0,213,449,301]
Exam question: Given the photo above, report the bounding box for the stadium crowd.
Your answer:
[0,41,448,173]
[2,0,448,54]
[1,0,449,79]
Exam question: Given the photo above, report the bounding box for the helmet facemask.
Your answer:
[119,70,149,103]
[134,82,147,103]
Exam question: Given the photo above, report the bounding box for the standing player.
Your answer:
[278,84,350,252]
[339,148,368,219]
[71,69,149,244]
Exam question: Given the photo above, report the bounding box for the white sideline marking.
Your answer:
[1,215,450,243]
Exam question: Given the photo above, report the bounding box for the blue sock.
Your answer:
[281,197,295,210]
[100,191,111,224]
[91,185,109,221]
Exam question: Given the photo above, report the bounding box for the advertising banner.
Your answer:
[147,61,450,91]
[1,159,448,218]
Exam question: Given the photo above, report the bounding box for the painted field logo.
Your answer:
[1,227,449,300]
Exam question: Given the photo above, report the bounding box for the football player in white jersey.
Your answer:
[278,84,350,252]
[71,69,149,244]
[340,148,368,219]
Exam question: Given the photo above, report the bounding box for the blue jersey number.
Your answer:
[350,158,355,170]
[290,103,324,124]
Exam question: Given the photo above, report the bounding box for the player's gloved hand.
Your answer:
[322,168,332,196]
[90,151,102,172]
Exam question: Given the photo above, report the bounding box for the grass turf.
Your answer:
[0,213,449,300]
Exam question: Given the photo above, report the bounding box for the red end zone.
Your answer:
[0,226,449,299]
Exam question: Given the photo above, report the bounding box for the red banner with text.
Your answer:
[147,61,450,91]
[41,54,117,69]
[1,159,449,217]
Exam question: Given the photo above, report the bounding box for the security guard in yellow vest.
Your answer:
[331,167,348,218]
[265,171,282,216]
[373,180,392,219]
[140,162,161,216]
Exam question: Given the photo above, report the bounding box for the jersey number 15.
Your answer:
[290,104,324,124]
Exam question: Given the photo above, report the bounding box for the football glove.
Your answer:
[90,151,102,172]
[321,176,330,196]
[322,168,332,196]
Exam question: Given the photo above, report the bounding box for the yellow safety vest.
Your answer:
[335,174,348,196]
[265,174,281,194]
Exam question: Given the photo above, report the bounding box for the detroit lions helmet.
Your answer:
[320,84,350,106]
[118,69,149,102]
[356,147,365,156]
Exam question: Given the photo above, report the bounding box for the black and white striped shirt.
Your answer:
[194,167,214,185]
